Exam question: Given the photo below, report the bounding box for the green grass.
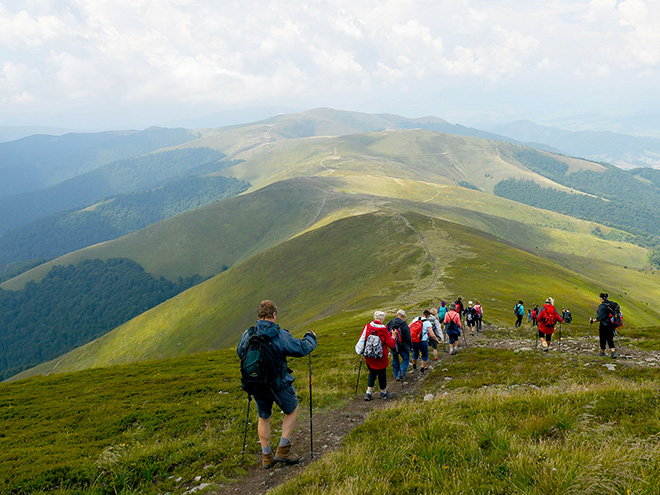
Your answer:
[6,324,660,494]
[273,347,660,495]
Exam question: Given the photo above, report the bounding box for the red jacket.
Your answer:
[537,304,563,335]
[361,321,395,369]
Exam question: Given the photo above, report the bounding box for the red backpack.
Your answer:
[538,306,556,327]
[410,318,423,343]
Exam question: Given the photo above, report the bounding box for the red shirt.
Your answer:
[361,320,395,369]
[538,304,563,334]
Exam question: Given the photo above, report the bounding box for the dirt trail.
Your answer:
[209,325,660,495]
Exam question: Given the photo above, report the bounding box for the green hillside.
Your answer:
[15,209,660,381]
[0,175,249,266]
[3,128,644,291]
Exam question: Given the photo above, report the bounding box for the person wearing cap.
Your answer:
[387,309,413,381]
[537,297,563,352]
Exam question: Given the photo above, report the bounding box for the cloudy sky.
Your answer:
[1,0,659,131]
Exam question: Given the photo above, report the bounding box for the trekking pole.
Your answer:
[614,329,626,358]
[241,394,252,462]
[309,353,314,459]
[558,323,562,353]
[354,357,363,395]
[462,328,469,349]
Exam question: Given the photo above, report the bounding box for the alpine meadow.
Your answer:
[3,108,660,495]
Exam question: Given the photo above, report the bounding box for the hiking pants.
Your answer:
[599,327,615,350]
[515,315,523,327]
[366,365,387,390]
[391,348,410,379]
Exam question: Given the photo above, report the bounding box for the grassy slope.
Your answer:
[4,311,660,494]
[3,132,647,290]
[14,210,660,381]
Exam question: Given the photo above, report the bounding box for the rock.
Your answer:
[424,394,434,401]
[602,364,617,371]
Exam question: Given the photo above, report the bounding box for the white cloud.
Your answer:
[0,0,658,127]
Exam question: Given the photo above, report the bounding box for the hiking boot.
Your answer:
[380,391,393,399]
[611,351,618,359]
[544,347,549,353]
[420,367,426,375]
[364,391,373,401]
[599,350,606,357]
[412,364,417,371]
[262,451,274,469]
[274,443,300,465]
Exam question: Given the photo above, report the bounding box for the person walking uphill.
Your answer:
[357,311,396,401]
[237,300,317,469]
[537,297,563,352]
[590,292,619,358]
[514,301,525,327]
[387,310,413,381]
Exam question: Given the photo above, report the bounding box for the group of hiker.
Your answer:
[237,292,623,469]
[354,298,484,402]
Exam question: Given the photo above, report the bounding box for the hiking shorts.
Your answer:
[539,330,552,342]
[254,384,298,419]
[413,341,429,362]
[429,338,438,350]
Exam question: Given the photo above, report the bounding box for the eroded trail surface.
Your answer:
[210,325,660,495]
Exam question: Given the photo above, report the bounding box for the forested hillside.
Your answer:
[0,147,227,235]
[495,149,660,249]
[0,127,199,198]
[0,258,206,380]
[0,175,249,266]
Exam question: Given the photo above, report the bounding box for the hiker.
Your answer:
[437,301,447,327]
[359,311,396,401]
[474,300,483,332]
[427,308,444,360]
[410,310,439,374]
[514,301,525,327]
[562,308,573,323]
[444,303,462,354]
[531,305,539,327]
[236,300,317,469]
[387,309,413,381]
[455,297,464,324]
[537,297,563,352]
[590,292,618,358]
[527,310,532,323]
[464,301,478,336]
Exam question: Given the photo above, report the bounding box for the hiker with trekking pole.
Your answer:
[237,300,317,469]
[355,311,396,401]
[387,310,413,383]
[590,292,621,359]
[537,297,563,353]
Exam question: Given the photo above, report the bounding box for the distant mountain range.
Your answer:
[2,108,659,382]
[485,120,660,169]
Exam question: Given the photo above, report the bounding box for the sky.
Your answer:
[1,0,659,132]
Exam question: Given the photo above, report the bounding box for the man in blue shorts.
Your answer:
[237,300,317,469]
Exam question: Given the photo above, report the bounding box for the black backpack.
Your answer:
[606,301,623,328]
[240,327,282,396]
